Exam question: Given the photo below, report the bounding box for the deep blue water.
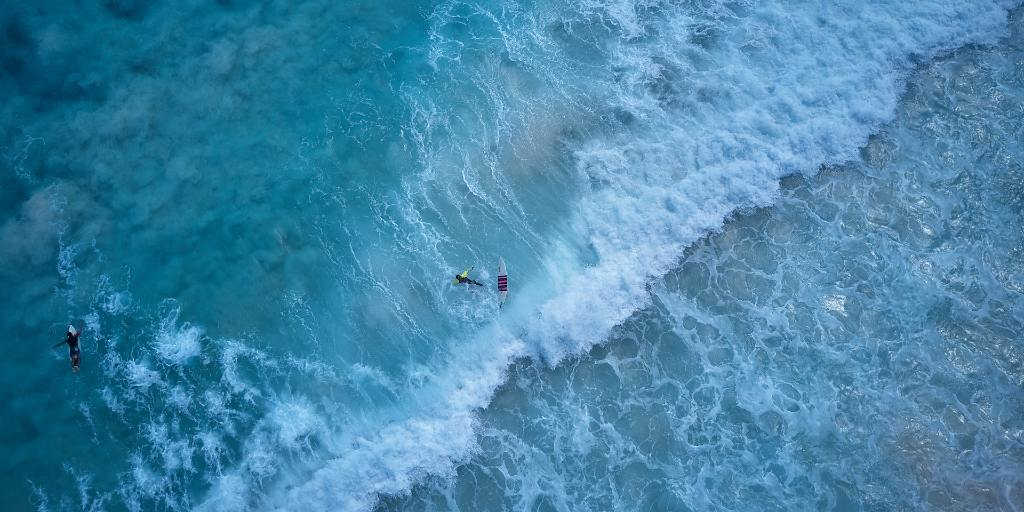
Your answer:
[2,0,1023,510]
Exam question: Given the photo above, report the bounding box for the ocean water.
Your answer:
[2,0,1023,510]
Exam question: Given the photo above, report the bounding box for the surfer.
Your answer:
[455,267,483,286]
[52,324,83,373]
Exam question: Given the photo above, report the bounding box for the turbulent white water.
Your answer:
[1,0,1022,510]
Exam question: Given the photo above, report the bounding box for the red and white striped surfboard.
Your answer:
[497,257,508,308]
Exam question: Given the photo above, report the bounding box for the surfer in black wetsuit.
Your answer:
[455,273,483,287]
[52,323,83,373]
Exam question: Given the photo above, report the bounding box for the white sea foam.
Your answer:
[167,385,192,411]
[197,475,248,512]
[273,326,525,511]
[269,399,325,451]
[124,360,163,391]
[153,300,203,365]
[523,0,1019,366]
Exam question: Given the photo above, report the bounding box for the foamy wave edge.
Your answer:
[196,1,1021,510]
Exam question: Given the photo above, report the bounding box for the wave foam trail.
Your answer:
[280,0,1023,508]
[154,300,204,365]
[274,326,526,511]
[524,0,1020,364]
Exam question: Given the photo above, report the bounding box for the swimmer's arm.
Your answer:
[52,339,68,349]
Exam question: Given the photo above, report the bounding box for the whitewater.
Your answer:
[2,0,1023,510]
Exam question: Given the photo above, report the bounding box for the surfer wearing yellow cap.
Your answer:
[52,323,83,373]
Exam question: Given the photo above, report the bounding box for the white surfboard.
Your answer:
[497,257,508,308]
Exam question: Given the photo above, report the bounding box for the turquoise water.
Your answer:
[2,0,1022,510]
